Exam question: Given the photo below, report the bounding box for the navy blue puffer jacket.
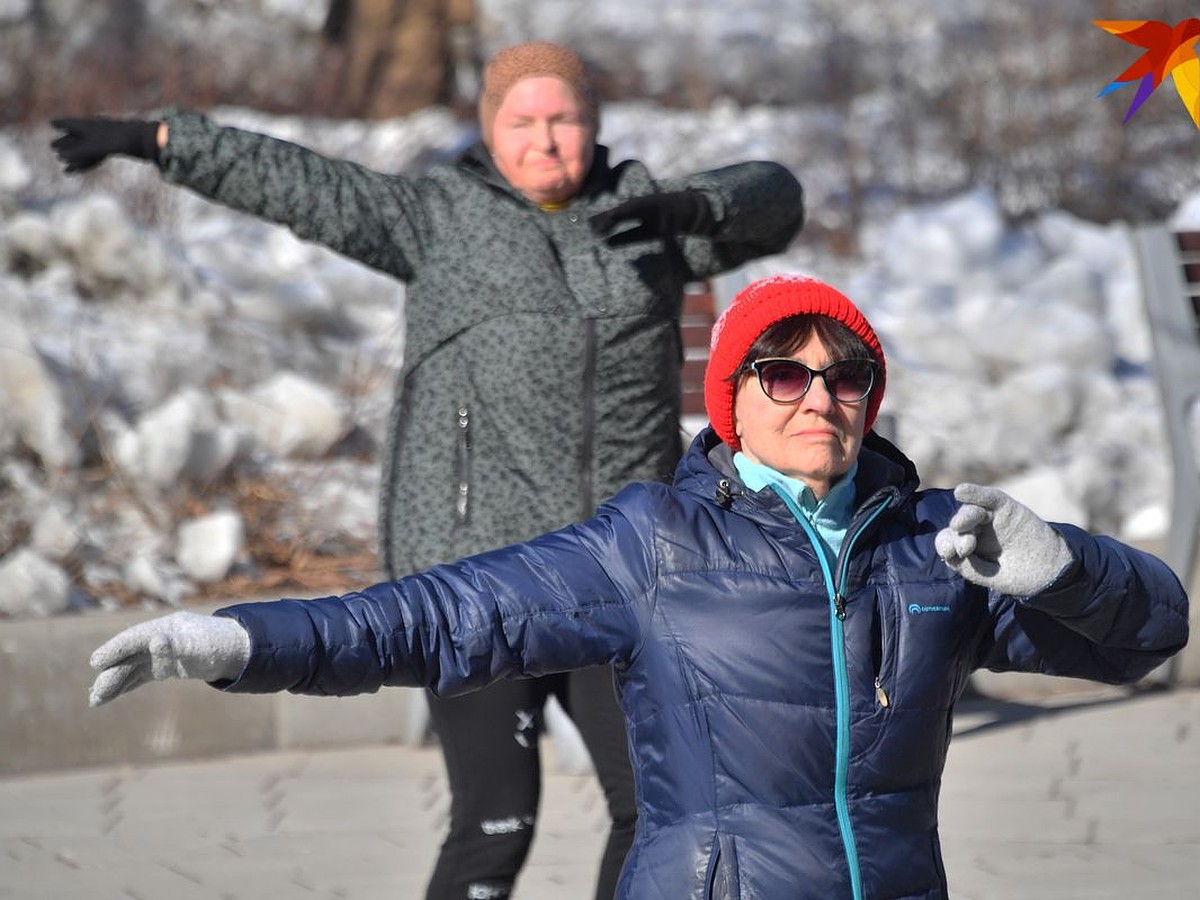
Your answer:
[216,429,1189,899]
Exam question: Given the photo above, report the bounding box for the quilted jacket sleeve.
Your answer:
[211,486,660,698]
[158,109,439,281]
[976,523,1189,683]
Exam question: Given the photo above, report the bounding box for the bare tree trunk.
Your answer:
[321,0,476,119]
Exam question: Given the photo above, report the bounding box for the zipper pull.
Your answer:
[834,593,846,620]
[456,406,470,520]
[714,478,734,508]
[875,677,890,708]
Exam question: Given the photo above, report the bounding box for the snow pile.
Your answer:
[845,188,1169,537]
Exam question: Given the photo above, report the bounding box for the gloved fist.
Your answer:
[588,190,715,246]
[50,116,162,173]
[935,483,1074,597]
[88,611,251,707]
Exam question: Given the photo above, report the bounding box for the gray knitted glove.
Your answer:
[88,611,251,707]
[935,483,1074,596]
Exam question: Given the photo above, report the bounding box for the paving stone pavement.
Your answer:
[2,685,1199,899]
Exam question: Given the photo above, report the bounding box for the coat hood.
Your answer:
[674,425,921,517]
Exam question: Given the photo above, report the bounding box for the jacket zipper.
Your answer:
[579,319,597,519]
[872,602,890,708]
[769,485,891,900]
[875,677,890,709]
[704,833,738,899]
[705,842,722,899]
[455,404,471,523]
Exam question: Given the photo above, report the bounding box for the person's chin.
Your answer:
[788,443,845,473]
[530,183,573,204]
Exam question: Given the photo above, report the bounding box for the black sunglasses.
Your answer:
[747,357,878,404]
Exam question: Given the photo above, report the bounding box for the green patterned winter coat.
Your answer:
[158,110,804,576]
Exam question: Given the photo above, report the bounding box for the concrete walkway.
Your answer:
[2,682,1198,899]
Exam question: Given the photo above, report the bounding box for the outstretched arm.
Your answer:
[88,611,251,707]
[936,483,1189,682]
[216,498,654,698]
[88,485,658,705]
[53,111,429,280]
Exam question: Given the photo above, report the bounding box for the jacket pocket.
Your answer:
[704,832,740,900]
[455,404,471,524]
[871,593,896,710]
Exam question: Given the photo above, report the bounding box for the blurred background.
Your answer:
[6,0,1199,226]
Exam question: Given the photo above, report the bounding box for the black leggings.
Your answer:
[423,666,636,900]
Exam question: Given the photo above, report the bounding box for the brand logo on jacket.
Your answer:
[908,603,951,615]
[1095,19,1200,129]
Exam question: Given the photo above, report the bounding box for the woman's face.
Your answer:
[733,330,869,499]
[489,75,596,206]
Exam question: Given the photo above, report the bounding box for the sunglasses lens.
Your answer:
[753,359,876,403]
[824,361,875,401]
[756,360,811,401]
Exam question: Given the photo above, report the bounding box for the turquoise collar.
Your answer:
[733,453,859,557]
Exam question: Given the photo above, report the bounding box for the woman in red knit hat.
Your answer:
[88,275,1188,899]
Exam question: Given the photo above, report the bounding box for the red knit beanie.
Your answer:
[478,42,599,146]
[703,275,887,450]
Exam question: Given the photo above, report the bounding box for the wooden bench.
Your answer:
[1131,226,1200,683]
[680,281,717,417]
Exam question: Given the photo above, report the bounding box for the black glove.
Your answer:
[588,191,716,247]
[50,116,162,173]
